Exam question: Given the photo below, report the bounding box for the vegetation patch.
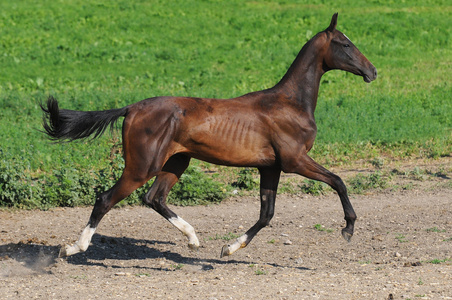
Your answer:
[395,234,409,243]
[425,227,446,233]
[347,172,388,194]
[208,232,240,241]
[232,168,258,191]
[0,0,451,208]
[299,180,328,196]
[314,224,334,233]
[168,166,228,206]
[425,258,451,265]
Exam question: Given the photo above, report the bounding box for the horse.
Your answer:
[41,13,377,258]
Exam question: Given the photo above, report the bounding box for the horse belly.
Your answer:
[185,118,275,167]
[193,142,274,167]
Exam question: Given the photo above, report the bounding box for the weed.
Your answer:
[400,183,414,190]
[267,239,276,244]
[358,260,372,265]
[425,227,446,233]
[314,224,323,231]
[370,157,384,169]
[395,234,409,243]
[248,264,267,275]
[418,278,424,285]
[172,264,184,270]
[168,166,228,206]
[425,258,451,264]
[314,224,334,233]
[278,179,298,194]
[208,232,240,241]
[232,168,258,191]
[347,172,388,194]
[299,180,327,196]
[443,237,452,242]
[409,167,428,181]
[254,269,267,275]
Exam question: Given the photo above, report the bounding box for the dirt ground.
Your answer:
[1,162,451,299]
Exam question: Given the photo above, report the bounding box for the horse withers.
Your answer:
[41,13,377,258]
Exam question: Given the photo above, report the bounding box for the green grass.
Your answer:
[425,258,451,264]
[0,0,451,208]
[347,172,388,194]
[208,232,240,241]
[425,227,446,233]
[395,233,409,243]
[314,224,334,233]
[171,264,184,270]
[299,179,328,196]
[249,264,267,275]
[254,269,267,275]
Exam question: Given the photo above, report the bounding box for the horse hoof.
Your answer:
[341,229,353,243]
[58,246,68,258]
[220,245,230,258]
[188,243,199,251]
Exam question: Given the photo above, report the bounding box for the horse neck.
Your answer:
[273,36,326,115]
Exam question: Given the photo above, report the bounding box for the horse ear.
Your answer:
[326,13,338,32]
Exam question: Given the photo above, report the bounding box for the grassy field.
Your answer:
[0,0,450,207]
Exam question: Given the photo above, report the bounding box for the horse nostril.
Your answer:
[372,67,378,79]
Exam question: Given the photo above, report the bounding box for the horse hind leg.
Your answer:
[221,167,280,257]
[59,110,181,257]
[143,154,200,250]
[59,168,153,257]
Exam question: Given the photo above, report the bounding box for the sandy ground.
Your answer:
[1,165,451,299]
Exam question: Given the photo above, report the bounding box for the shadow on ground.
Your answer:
[0,234,311,276]
[68,234,311,271]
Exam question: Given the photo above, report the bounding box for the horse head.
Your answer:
[322,13,377,83]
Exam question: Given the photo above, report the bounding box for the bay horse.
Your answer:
[41,13,377,258]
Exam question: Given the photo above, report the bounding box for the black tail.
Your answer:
[41,96,128,142]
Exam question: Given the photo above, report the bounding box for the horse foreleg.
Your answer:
[144,155,200,250]
[59,170,151,257]
[221,167,280,258]
[289,154,357,242]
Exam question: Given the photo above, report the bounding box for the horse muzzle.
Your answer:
[363,64,377,83]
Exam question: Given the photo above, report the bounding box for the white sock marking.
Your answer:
[64,225,96,256]
[169,216,200,248]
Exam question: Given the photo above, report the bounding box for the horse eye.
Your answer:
[344,44,350,48]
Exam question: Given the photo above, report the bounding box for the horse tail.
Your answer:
[40,96,129,142]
